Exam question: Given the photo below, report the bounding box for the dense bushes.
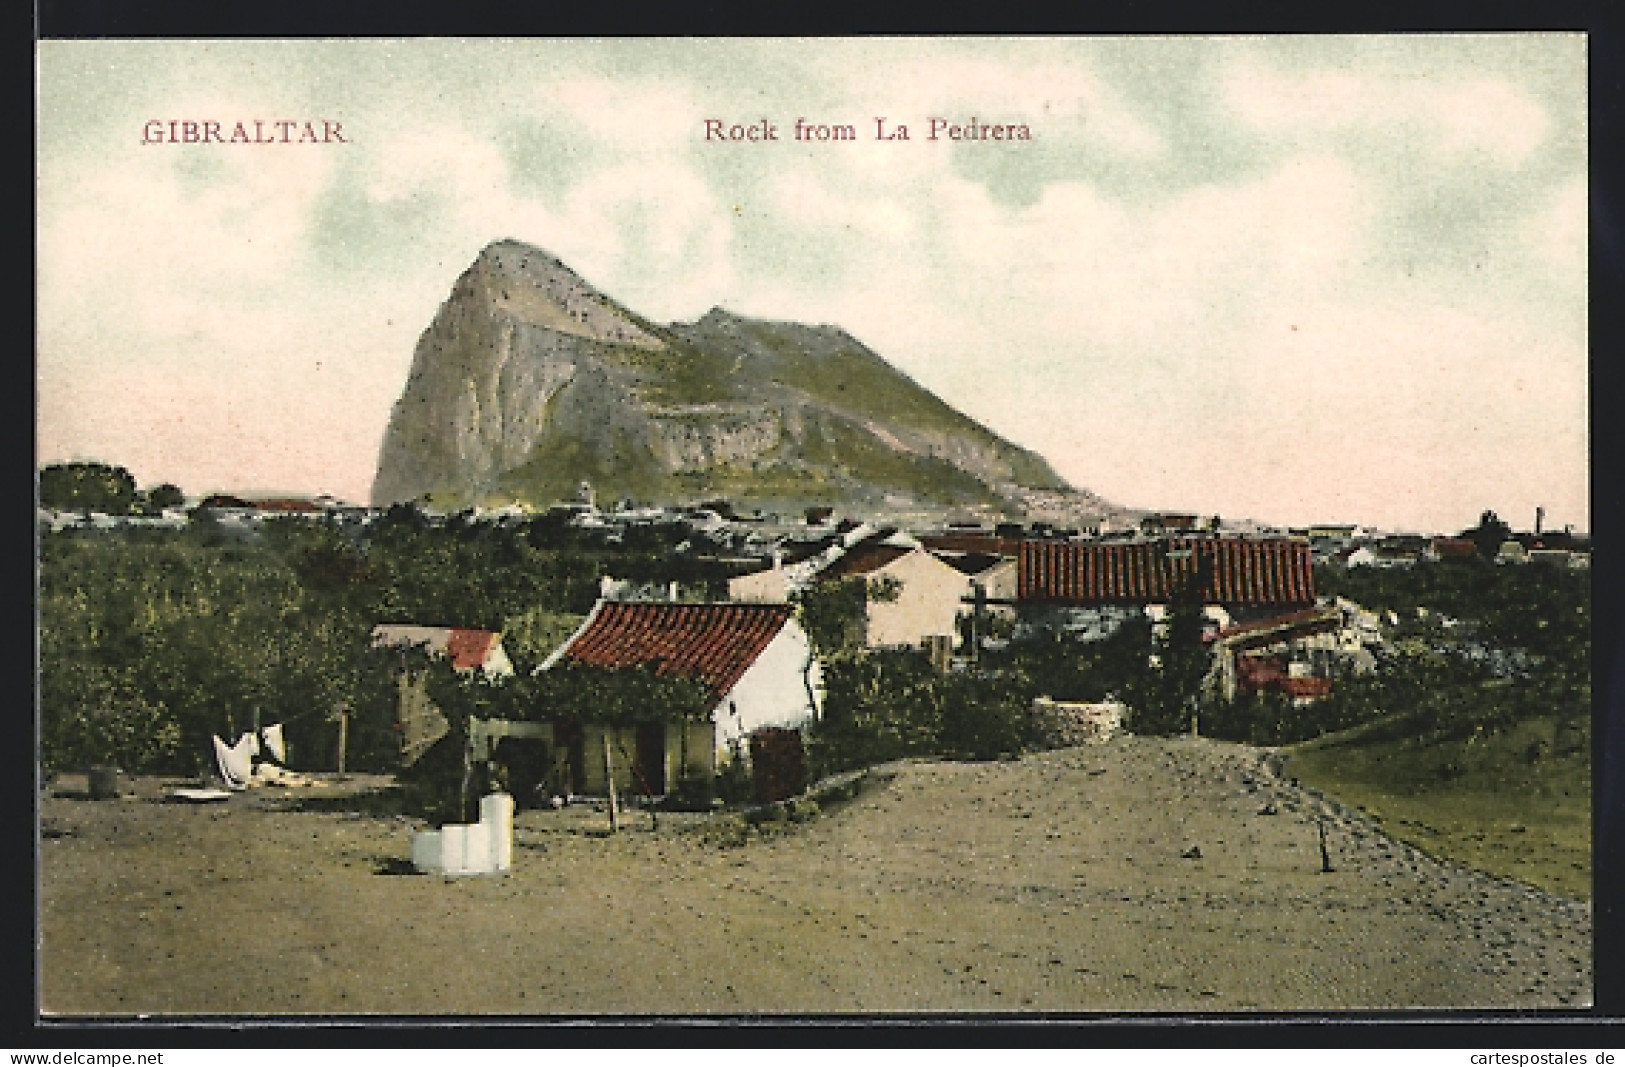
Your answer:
[806,555,1591,769]
[806,649,1038,777]
[792,577,870,656]
[38,508,745,775]
[39,533,398,773]
[1202,561,1590,748]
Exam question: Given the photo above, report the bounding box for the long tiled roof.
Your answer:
[1018,538,1315,607]
[552,602,796,699]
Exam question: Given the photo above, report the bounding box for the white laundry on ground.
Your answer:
[261,723,286,763]
[250,762,316,787]
[212,732,258,790]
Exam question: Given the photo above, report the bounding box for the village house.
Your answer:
[934,551,1020,624]
[1345,544,1422,569]
[1015,536,1318,642]
[1205,599,1384,706]
[370,624,516,766]
[725,522,880,603]
[918,531,1025,557]
[1304,524,1359,542]
[813,537,973,649]
[1496,539,1530,565]
[501,601,824,798]
[727,553,794,603]
[1139,512,1211,535]
[1431,536,1481,562]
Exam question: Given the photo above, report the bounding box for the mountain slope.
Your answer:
[372,238,1098,517]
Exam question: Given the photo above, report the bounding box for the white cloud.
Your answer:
[768,170,917,242]
[1222,64,1551,166]
[367,126,511,207]
[1523,176,1587,277]
[536,76,713,154]
[546,161,734,316]
[894,153,1367,354]
[44,125,335,305]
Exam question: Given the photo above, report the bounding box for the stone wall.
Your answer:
[1028,696,1124,748]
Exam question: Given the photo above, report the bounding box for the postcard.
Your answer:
[35,36,1591,1018]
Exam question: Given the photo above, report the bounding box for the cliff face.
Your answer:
[372,238,1103,518]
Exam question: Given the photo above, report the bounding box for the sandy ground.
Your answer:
[38,734,1591,1016]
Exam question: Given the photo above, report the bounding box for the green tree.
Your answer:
[142,483,186,514]
[808,648,942,775]
[1463,509,1513,559]
[936,670,1031,760]
[1129,555,1212,736]
[793,577,869,657]
[39,462,139,515]
[40,665,181,771]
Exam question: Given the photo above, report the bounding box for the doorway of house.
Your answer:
[633,721,666,796]
[555,720,586,796]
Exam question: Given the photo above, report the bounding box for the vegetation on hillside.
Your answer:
[457,304,1071,512]
[1286,713,1590,898]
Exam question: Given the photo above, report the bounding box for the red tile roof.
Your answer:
[1215,606,1341,645]
[1235,658,1332,698]
[1019,538,1315,607]
[371,625,504,672]
[249,498,327,513]
[1237,654,1286,688]
[919,533,1023,556]
[445,629,498,671]
[1282,676,1333,698]
[818,542,915,579]
[1432,537,1478,557]
[553,602,796,700]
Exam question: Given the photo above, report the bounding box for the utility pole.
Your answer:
[603,731,619,833]
[971,582,986,668]
[960,582,990,673]
[335,702,349,775]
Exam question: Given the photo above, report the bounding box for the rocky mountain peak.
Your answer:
[457,238,664,351]
[372,241,1111,522]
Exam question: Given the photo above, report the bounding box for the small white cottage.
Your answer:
[531,600,824,795]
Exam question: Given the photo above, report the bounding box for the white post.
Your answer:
[481,792,515,873]
[412,829,442,873]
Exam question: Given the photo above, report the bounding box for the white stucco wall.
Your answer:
[973,558,1019,601]
[729,564,790,603]
[866,550,970,648]
[713,618,823,756]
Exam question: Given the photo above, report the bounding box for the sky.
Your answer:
[36,36,1588,534]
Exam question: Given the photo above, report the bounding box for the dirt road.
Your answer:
[38,734,1591,1015]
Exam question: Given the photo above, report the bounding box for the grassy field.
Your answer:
[1283,713,1590,899]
